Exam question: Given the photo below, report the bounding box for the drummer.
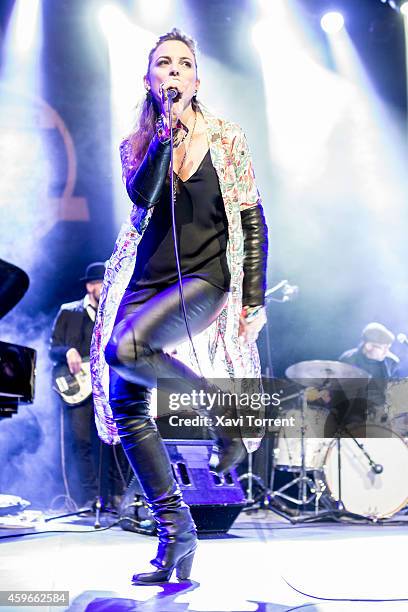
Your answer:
[339,322,399,422]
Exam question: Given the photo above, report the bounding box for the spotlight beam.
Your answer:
[321,12,345,34]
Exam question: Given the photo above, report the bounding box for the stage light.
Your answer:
[401,1,408,17]
[98,4,126,38]
[137,0,172,24]
[13,0,41,55]
[0,0,43,91]
[321,11,345,34]
[98,3,157,228]
[379,0,408,13]
[253,0,353,184]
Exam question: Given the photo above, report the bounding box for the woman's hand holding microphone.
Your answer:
[158,79,185,131]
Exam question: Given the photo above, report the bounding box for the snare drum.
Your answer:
[275,406,330,471]
[275,436,330,471]
[321,424,408,519]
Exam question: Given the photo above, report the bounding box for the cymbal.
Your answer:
[285,360,370,387]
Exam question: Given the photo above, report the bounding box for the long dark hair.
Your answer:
[124,28,199,176]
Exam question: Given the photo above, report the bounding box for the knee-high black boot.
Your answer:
[107,337,246,474]
[207,402,247,474]
[112,390,197,584]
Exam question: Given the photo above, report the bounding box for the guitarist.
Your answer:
[50,262,127,506]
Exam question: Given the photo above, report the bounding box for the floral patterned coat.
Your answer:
[90,106,265,446]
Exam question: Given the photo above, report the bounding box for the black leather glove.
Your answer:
[122,135,171,207]
[240,204,268,307]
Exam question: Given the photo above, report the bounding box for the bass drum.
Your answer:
[322,424,408,519]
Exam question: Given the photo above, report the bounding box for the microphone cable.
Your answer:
[167,96,204,380]
[283,576,408,608]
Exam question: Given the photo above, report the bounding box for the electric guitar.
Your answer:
[53,359,92,406]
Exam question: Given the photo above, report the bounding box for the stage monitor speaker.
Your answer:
[119,440,245,535]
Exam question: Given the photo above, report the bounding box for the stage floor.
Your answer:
[1,509,408,611]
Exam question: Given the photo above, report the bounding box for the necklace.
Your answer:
[173,112,198,197]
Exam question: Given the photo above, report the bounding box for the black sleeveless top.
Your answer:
[128,150,230,292]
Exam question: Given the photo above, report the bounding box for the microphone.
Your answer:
[265,280,299,303]
[282,283,299,302]
[397,333,408,345]
[265,280,288,298]
[167,88,180,101]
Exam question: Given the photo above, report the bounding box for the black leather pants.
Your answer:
[106,278,227,395]
[105,278,227,509]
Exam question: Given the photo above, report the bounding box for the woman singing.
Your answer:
[91,28,268,584]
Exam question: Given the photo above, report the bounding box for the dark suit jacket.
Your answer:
[339,346,400,416]
[339,346,399,379]
[49,298,95,366]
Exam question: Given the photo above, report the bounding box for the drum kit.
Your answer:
[264,360,408,522]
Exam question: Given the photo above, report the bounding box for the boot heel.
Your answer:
[176,550,195,580]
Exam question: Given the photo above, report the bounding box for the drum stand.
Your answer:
[333,435,345,512]
[240,388,325,519]
[238,444,297,523]
[238,382,307,511]
[269,389,319,512]
[47,439,126,529]
[238,451,269,504]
